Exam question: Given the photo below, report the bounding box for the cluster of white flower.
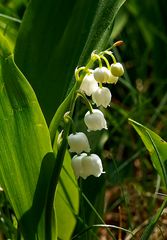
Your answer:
[67,47,124,180]
[68,132,104,179]
[80,62,124,108]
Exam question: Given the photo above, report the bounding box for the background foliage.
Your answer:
[0,0,167,239]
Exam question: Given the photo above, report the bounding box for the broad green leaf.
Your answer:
[141,198,167,240]
[129,119,167,188]
[49,84,76,143]
[0,33,55,239]
[56,152,79,240]
[14,0,126,122]
[0,16,19,51]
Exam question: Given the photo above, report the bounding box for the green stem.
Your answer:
[45,123,70,240]
[99,55,110,69]
[102,50,117,64]
[91,52,102,67]
[64,112,76,134]
[0,13,21,23]
[49,83,77,144]
[99,82,103,88]
[46,90,77,240]
[46,51,99,240]
[78,179,87,239]
[77,90,93,113]
[62,166,115,239]
[72,224,134,239]
[75,66,86,82]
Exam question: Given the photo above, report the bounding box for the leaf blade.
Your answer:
[141,198,167,240]
[14,0,127,122]
[55,152,79,240]
[129,118,167,188]
[0,33,55,239]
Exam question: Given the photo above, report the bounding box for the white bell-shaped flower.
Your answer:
[81,154,103,179]
[71,153,87,179]
[92,86,112,108]
[107,72,119,84]
[71,153,104,179]
[110,62,124,77]
[80,73,98,96]
[84,109,107,131]
[68,132,91,154]
[93,67,111,83]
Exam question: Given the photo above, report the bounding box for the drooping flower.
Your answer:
[107,72,119,84]
[110,62,124,77]
[80,73,98,96]
[71,153,104,179]
[93,67,111,83]
[92,86,112,108]
[71,153,87,179]
[81,154,103,178]
[84,109,107,131]
[68,132,90,154]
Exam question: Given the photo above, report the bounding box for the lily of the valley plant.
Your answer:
[66,44,124,179]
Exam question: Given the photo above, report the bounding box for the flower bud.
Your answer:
[93,67,111,83]
[80,74,98,96]
[71,153,87,179]
[110,62,124,77]
[68,132,91,154]
[107,72,119,84]
[81,154,103,179]
[92,87,112,108]
[84,109,107,131]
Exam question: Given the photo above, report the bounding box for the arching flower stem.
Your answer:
[64,112,76,134]
[76,90,93,114]
[99,55,110,69]
[91,52,102,67]
[102,50,117,64]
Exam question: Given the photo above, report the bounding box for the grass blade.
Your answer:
[141,198,167,240]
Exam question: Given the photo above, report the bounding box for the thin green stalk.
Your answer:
[76,90,93,113]
[45,124,70,240]
[149,175,161,214]
[150,92,167,125]
[0,13,21,23]
[72,224,134,239]
[49,82,77,144]
[45,83,79,239]
[82,193,116,240]
[99,55,110,69]
[141,198,167,240]
[112,158,133,231]
[57,174,99,239]
[78,179,88,240]
[46,54,97,240]
[62,166,116,239]
[110,147,145,178]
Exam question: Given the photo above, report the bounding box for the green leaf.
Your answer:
[49,84,76,143]
[0,15,19,51]
[0,30,12,57]
[55,152,79,240]
[14,0,127,122]
[0,33,55,239]
[129,118,167,188]
[141,198,167,240]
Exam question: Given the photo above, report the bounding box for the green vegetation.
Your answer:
[0,0,167,239]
